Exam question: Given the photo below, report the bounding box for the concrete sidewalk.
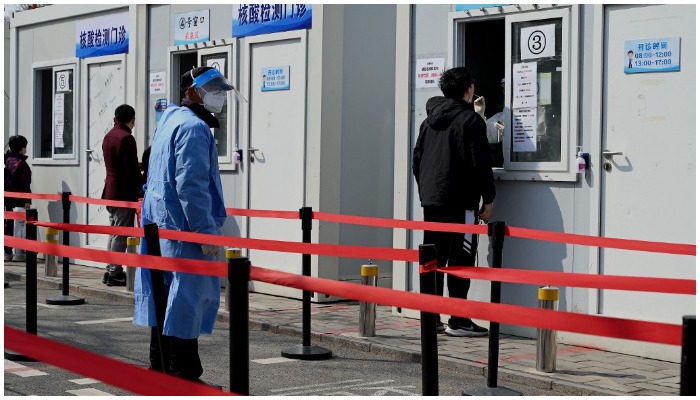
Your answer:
[3,261,682,396]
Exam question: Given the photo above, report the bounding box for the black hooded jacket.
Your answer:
[412,96,495,210]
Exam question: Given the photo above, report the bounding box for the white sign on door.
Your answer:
[415,58,445,89]
[206,58,226,72]
[54,93,65,148]
[261,66,290,91]
[520,24,555,60]
[56,71,71,93]
[149,71,166,94]
[174,9,210,45]
[512,107,537,152]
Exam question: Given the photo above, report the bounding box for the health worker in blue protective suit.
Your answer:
[133,66,241,382]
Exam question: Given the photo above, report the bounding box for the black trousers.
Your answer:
[422,206,478,327]
[149,327,203,380]
[5,205,14,255]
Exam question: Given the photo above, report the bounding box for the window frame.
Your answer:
[167,40,239,170]
[449,5,580,182]
[31,58,80,165]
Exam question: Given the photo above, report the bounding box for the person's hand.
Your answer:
[201,244,220,257]
[24,203,31,209]
[479,203,493,223]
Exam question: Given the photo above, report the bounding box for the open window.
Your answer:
[169,42,238,169]
[451,5,579,181]
[31,60,79,164]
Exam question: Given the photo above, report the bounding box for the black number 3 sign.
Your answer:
[528,30,546,55]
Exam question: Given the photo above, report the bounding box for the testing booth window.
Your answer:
[504,8,574,176]
[32,63,77,162]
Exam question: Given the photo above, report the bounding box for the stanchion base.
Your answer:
[4,282,9,288]
[46,295,85,306]
[4,349,35,362]
[281,345,333,360]
[463,386,522,396]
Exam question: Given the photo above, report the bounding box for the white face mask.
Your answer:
[202,90,227,113]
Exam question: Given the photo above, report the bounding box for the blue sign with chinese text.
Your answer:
[261,66,290,91]
[624,37,681,74]
[76,13,129,58]
[232,4,312,38]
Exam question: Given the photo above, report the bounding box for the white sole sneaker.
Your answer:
[445,326,489,337]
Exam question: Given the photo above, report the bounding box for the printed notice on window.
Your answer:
[512,62,537,108]
[54,93,65,149]
[512,107,537,152]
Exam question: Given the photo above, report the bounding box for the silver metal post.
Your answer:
[359,263,378,337]
[225,248,242,311]
[536,286,559,372]
[125,237,140,292]
[44,228,58,277]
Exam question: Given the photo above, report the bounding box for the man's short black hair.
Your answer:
[439,67,474,100]
[8,135,28,154]
[114,104,136,124]
[627,50,634,55]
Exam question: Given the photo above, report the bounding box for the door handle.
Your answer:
[247,148,259,153]
[248,148,259,163]
[602,150,623,159]
[85,149,94,153]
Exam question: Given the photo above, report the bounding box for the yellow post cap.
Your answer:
[538,286,559,301]
[226,248,242,259]
[126,237,141,245]
[361,264,379,277]
[46,227,59,235]
[46,239,58,244]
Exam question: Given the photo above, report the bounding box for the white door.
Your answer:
[244,33,307,297]
[600,5,695,360]
[84,57,126,248]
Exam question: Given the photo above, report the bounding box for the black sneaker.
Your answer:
[105,272,126,287]
[436,320,446,334]
[102,272,109,284]
[445,319,489,337]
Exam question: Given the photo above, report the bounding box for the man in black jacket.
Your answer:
[412,67,495,337]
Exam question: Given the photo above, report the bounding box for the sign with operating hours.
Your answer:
[624,37,680,74]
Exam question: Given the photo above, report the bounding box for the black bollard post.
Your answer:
[5,210,39,361]
[228,251,251,395]
[143,223,169,373]
[419,244,439,396]
[680,315,696,396]
[463,221,520,396]
[46,192,84,305]
[281,207,332,360]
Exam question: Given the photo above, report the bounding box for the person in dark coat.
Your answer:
[101,104,143,286]
[4,135,32,261]
[412,67,495,337]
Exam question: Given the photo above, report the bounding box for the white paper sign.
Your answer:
[149,71,166,95]
[206,58,226,72]
[54,93,65,148]
[56,71,71,93]
[512,107,537,152]
[537,72,552,105]
[513,62,537,108]
[415,58,445,89]
[174,9,209,45]
[520,24,555,60]
[261,66,290,91]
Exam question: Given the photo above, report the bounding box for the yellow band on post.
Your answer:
[538,286,559,301]
[47,240,58,244]
[361,265,379,277]
[226,248,242,259]
[126,237,141,246]
[46,227,59,235]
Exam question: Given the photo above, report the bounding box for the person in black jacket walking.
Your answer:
[412,67,495,337]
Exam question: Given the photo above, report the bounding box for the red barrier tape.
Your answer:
[441,266,695,295]
[4,211,25,221]
[225,207,299,219]
[4,235,682,345]
[2,191,62,201]
[507,226,695,256]
[68,195,141,209]
[4,326,234,396]
[31,221,419,262]
[313,211,489,235]
[250,266,682,346]
[419,260,437,274]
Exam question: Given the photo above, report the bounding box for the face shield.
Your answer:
[191,69,247,113]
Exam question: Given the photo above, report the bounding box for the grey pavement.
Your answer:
[3,260,683,396]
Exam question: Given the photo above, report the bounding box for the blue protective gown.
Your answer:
[133,104,227,339]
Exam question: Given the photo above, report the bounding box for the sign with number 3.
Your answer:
[520,24,555,60]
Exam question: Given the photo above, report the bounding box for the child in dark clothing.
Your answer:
[4,135,32,261]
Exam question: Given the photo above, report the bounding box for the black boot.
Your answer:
[168,336,204,381]
[149,327,170,373]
